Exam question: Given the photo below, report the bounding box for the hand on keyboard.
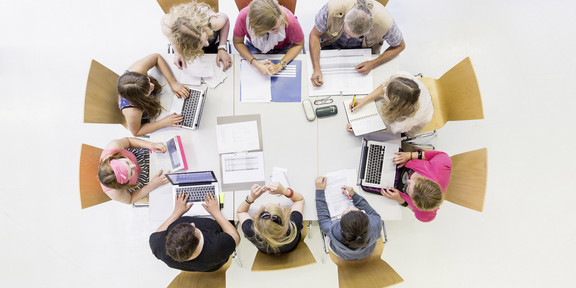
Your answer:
[174,192,193,216]
[150,142,167,153]
[380,186,403,204]
[393,152,411,168]
[202,193,220,216]
[159,113,184,128]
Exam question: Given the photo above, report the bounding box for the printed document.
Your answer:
[324,169,355,218]
[216,120,260,154]
[240,59,272,102]
[221,152,265,184]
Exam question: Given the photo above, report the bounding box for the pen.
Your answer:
[343,188,353,201]
[315,76,323,84]
[351,95,357,109]
[219,192,224,210]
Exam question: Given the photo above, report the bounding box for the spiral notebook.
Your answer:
[343,100,387,136]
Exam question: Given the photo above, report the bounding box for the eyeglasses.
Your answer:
[313,95,334,105]
[259,211,283,226]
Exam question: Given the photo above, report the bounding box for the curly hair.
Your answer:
[248,0,288,37]
[97,152,138,190]
[117,72,163,119]
[251,205,298,254]
[412,177,443,211]
[165,1,215,61]
[165,223,200,262]
[380,76,421,124]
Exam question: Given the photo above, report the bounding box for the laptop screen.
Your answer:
[166,138,181,168]
[166,171,216,185]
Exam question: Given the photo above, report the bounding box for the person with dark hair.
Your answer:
[315,176,382,260]
[149,193,240,272]
[117,53,191,136]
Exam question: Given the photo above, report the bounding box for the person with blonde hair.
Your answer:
[162,1,232,70]
[117,53,190,136]
[381,148,452,222]
[233,0,304,76]
[347,72,433,136]
[310,0,405,86]
[97,138,170,204]
[237,183,304,254]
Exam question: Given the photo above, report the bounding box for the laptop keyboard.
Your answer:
[176,185,215,202]
[178,89,202,127]
[365,144,386,185]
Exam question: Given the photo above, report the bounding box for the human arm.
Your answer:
[309,26,324,87]
[349,85,384,112]
[265,40,304,75]
[355,39,405,74]
[342,186,380,216]
[212,12,232,71]
[127,53,190,98]
[204,193,240,246]
[236,184,268,227]
[314,176,332,233]
[380,186,412,210]
[123,108,184,136]
[392,150,423,168]
[155,192,193,232]
[233,36,273,76]
[268,183,304,213]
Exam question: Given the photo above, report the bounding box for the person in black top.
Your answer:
[237,183,305,254]
[149,192,240,272]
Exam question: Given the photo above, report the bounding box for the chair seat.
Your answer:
[168,255,232,288]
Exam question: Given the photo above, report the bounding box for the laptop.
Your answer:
[170,86,208,130]
[357,138,401,193]
[166,171,220,209]
[152,135,188,173]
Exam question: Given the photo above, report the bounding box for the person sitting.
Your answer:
[117,53,190,136]
[381,147,452,222]
[149,192,240,271]
[315,176,382,260]
[97,137,169,204]
[161,1,232,70]
[309,0,405,86]
[347,72,433,136]
[237,183,304,254]
[233,0,304,76]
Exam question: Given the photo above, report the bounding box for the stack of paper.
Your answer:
[179,55,228,89]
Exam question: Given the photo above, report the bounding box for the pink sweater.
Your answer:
[233,6,304,50]
[400,151,452,222]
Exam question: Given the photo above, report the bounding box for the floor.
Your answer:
[1,0,575,287]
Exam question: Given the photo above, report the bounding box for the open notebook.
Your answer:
[343,100,387,136]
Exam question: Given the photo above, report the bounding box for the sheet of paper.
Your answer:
[216,120,260,154]
[270,167,290,188]
[204,65,228,89]
[324,169,355,218]
[308,49,374,97]
[240,59,271,102]
[221,151,265,184]
[344,99,387,136]
[182,56,214,78]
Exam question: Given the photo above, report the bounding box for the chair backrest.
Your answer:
[157,0,219,13]
[374,0,389,6]
[234,0,296,14]
[84,60,125,126]
[445,148,488,212]
[251,221,316,271]
[329,236,403,288]
[168,255,232,288]
[79,144,111,209]
[420,57,484,133]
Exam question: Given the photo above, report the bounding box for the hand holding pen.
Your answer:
[341,186,355,201]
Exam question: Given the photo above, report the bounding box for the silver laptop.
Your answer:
[357,138,400,189]
[166,171,219,205]
[170,87,207,130]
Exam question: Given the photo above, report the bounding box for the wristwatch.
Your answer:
[280,60,287,70]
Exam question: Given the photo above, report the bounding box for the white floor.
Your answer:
[1,0,575,287]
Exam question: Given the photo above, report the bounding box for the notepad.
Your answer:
[343,100,387,136]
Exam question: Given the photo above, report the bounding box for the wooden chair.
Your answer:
[374,0,389,6]
[167,255,232,288]
[419,57,484,133]
[445,148,488,212]
[251,221,316,271]
[84,60,125,127]
[157,0,219,13]
[329,236,403,288]
[234,0,297,14]
[79,144,111,209]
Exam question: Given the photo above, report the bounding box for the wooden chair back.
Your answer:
[234,0,296,14]
[420,57,484,132]
[374,0,389,6]
[168,255,232,288]
[84,60,125,126]
[329,237,403,288]
[446,148,488,212]
[251,222,316,271]
[157,0,219,13]
[79,144,111,209]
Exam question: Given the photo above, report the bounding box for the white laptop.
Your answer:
[165,171,220,216]
[357,138,401,190]
[152,135,188,173]
[170,86,208,130]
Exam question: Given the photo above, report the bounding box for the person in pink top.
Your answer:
[97,138,170,204]
[233,0,304,76]
[381,150,452,222]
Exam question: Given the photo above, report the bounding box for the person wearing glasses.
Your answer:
[97,138,169,204]
[237,183,305,254]
[315,176,382,260]
[117,53,191,136]
[233,0,304,76]
[347,72,433,137]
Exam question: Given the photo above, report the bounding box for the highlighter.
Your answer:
[219,192,224,210]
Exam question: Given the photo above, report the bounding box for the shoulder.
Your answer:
[241,219,255,237]
[210,12,229,31]
[290,211,304,229]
